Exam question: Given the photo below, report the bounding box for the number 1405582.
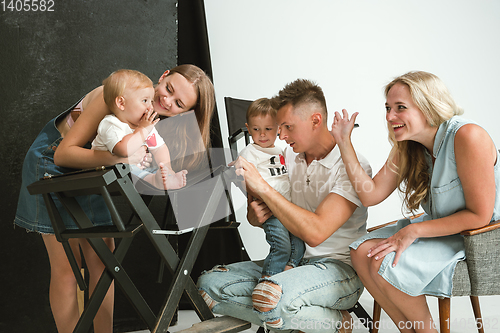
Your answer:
[2,0,54,12]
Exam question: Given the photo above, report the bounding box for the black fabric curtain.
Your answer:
[1,1,179,332]
[179,0,222,150]
[177,0,250,309]
[0,2,249,331]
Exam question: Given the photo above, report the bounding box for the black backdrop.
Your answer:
[0,1,248,332]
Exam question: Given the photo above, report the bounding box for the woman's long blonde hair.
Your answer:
[162,64,215,171]
[386,71,463,213]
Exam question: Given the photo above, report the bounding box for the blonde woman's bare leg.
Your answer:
[80,238,115,333]
[42,234,81,333]
[351,240,437,333]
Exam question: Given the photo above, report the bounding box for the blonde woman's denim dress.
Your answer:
[14,98,112,233]
[350,116,500,297]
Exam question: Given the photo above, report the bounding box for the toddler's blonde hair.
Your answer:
[102,69,153,111]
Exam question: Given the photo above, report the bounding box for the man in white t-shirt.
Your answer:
[198,79,372,333]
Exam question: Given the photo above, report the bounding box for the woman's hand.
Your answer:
[330,109,358,145]
[127,145,148,166]
[247,194,272,227]
[368,224,419,267]
[139,152,153,169]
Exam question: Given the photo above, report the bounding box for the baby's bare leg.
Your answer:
[142,173,162,189]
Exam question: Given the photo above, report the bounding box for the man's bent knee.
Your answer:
[197,265,231,311]
[199,290,218,310]
[252,280,282,313]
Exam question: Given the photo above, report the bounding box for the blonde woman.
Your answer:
[14,64,214,333]
[331,71,500,333]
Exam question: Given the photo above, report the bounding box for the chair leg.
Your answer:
[348,301,373,329]
[470,296,485,333]
[372,300,381,333]
[438,298,451,333]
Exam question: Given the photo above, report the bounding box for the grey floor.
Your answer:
[129,291,500,332]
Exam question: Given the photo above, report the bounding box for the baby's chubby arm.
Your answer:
[113,110,158,157]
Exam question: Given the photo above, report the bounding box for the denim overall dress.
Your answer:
[14,97,112,233]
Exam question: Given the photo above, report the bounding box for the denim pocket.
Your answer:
[331,285,362,309]
[430,177,464,218]
[41,137,74,178]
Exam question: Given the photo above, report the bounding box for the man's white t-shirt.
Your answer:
[284,145,372,266]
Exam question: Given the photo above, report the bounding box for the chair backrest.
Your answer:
[224,97,252,160]
[223,97,272,260]
[225,97,252,134]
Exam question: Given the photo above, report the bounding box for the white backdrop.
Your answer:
[205,0,500,259]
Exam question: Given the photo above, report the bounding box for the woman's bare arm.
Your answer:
[331,109,399,206]
[54,86,145,168]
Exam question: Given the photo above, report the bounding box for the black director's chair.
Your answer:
[27,163,250,333]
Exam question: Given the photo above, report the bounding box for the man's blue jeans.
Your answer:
[262,216,305,276]
[197,258,363,332]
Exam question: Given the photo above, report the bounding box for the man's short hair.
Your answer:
[271,79,327,120]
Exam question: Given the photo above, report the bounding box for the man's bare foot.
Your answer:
[159,163,187,190]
